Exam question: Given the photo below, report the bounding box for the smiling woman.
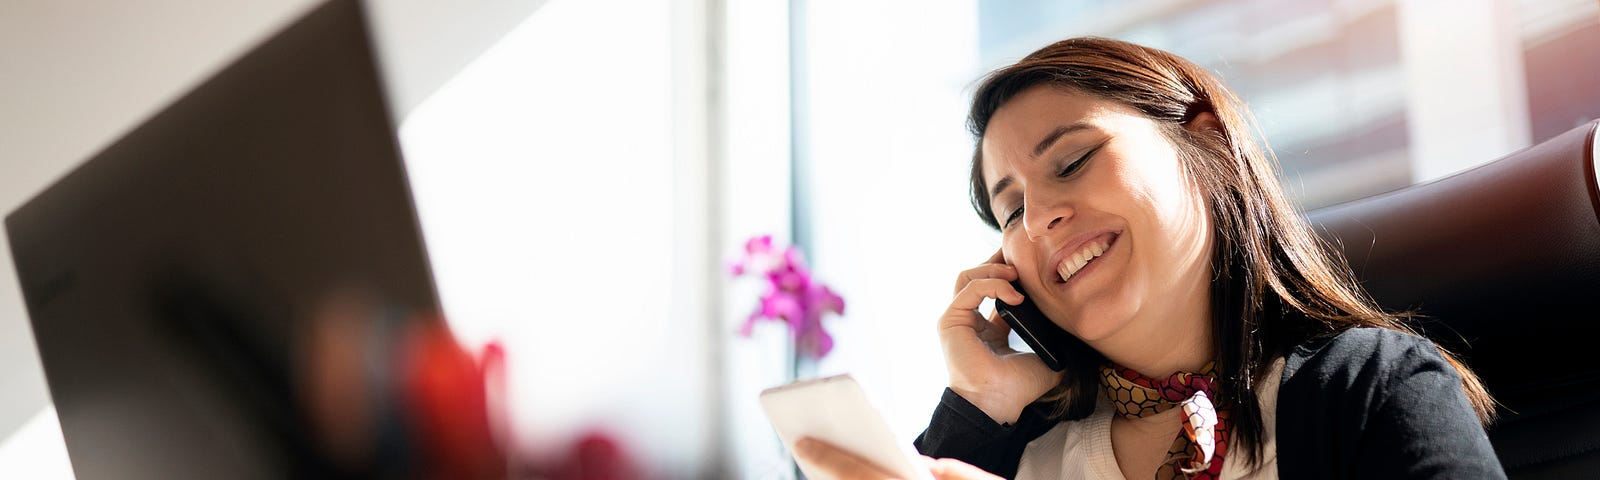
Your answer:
[981,88,1215,355]
[792,37,1504,480]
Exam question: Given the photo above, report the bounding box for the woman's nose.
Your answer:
[1024,203,1071,241]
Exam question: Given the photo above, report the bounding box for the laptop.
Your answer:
[4,0,440,477]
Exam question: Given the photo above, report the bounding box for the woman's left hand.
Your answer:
[792,437,1002,480]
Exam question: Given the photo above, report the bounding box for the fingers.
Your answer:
[975,308,1014,347]
[924,456,1005,480]
[948,278,1024,313]
[986,248,1006,265]
[952,263,1019,296]
[793,438,897,480]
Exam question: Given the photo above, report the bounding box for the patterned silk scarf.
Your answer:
[1098,362,1228,480]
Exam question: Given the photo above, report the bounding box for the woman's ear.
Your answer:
[1184,110,1223,137]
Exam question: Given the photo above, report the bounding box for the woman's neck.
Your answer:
[1089,274,1214,379]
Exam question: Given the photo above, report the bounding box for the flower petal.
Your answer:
[745,235,773,256]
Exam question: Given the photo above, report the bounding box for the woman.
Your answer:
[794,37,1504,479]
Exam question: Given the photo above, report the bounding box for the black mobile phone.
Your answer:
[994,281,1078,372]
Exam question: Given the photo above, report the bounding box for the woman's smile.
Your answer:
[1044,229,1121,291]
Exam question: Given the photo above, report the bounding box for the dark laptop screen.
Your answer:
[4,0,440,477]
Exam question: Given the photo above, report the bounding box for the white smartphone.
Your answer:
[759,374,933,480]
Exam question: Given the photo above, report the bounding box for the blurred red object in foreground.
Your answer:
[402,319,507,479]
[403,322,641,480]
[512,428,641,480]
[301,295,644,479]
[550,429,640,480]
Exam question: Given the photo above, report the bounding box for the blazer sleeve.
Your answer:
[912,388,1060,479]
[1278,328,1506,479]
[1356,334,1505,478]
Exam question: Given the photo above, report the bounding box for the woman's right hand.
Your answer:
[939,249,1061,424]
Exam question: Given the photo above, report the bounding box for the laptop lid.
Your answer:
[4,0,439,477]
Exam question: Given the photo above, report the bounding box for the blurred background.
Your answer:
[1,0,1596,477]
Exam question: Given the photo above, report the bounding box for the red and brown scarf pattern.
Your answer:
[1099,362,1228,480]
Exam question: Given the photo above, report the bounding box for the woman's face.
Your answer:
[981,86,1213,343]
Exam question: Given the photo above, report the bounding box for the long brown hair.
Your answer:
[965,37,1495,467]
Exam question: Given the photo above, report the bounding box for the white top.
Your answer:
[1016,358,1284,480]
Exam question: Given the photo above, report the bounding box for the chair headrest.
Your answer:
[1306,120,1600,417]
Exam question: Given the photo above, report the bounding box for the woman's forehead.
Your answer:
[979,88,1134,184]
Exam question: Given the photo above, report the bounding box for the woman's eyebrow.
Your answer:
[991,176,1015,206]
[1033,121,1096,157]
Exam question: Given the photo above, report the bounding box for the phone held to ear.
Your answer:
[994,281,1078,372]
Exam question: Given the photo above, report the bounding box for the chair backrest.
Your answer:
[1307,120,1600,478]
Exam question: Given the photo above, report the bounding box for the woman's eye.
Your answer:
[1058,146,1099,177]
[1003,206,1024,228]
[1002,145,1098,229]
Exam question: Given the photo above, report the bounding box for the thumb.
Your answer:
[924,456,1003,480]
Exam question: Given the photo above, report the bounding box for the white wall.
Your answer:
[0,0,547,460]
[398,0,719,474]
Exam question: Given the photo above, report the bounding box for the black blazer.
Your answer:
[914,328,1507,479]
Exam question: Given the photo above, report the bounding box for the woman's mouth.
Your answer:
[1055,233,1117,284]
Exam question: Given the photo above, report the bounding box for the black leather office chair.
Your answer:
[1307,120,1600,478]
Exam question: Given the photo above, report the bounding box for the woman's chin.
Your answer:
[1049,304,1129,345]
[1058,319,1112,344]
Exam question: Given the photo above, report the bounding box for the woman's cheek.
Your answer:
[1000,234,1023,266]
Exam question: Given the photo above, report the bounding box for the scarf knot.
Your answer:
[1099,363,1228,480]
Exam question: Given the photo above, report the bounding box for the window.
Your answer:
[400,0,712,474]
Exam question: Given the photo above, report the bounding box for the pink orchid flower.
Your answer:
[729,235,845,359]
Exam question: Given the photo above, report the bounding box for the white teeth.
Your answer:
[1057,240,1111,282]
